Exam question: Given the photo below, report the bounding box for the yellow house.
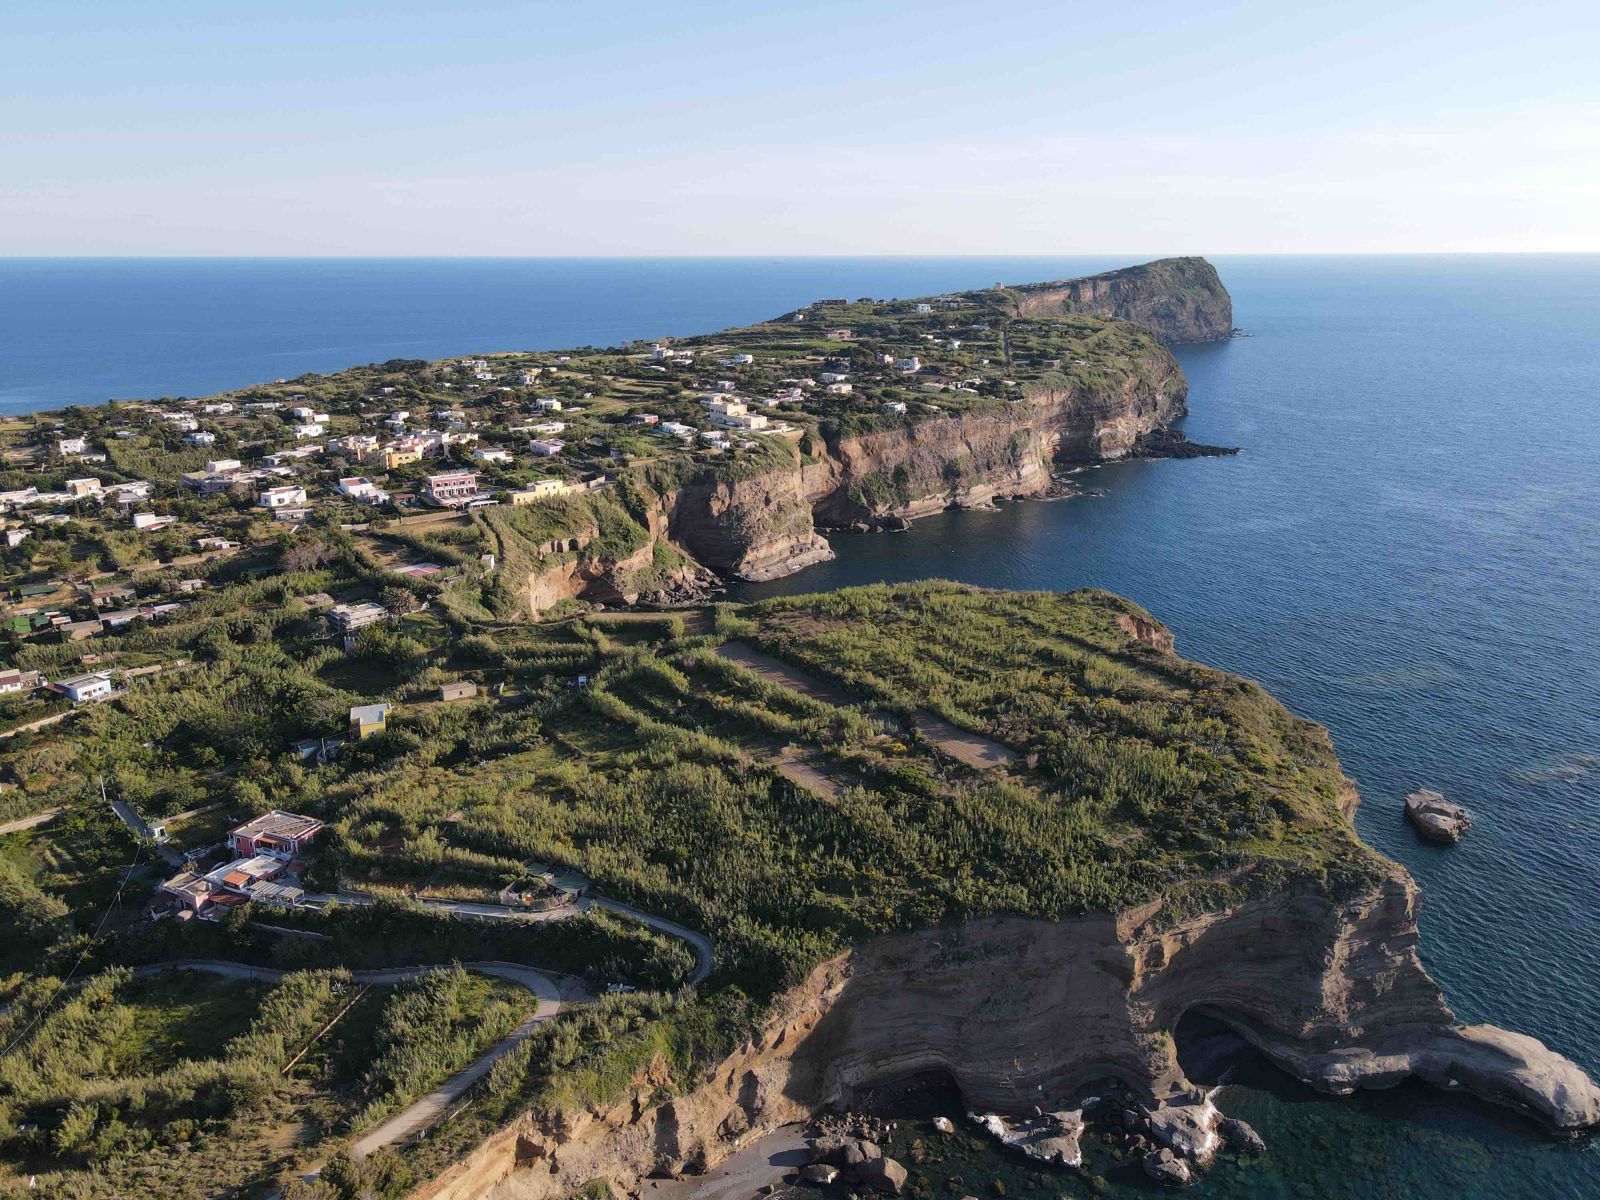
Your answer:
[384,448,422,470]
[349,703,391,739]
[510,479,580,504]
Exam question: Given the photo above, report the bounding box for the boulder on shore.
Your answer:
[1220,1116,1266,1156]
[1405,788,1471,843]
[852,1157,909,1195]
[1143,1151,1192,1187]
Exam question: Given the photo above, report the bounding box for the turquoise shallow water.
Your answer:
[3,254,1596,1195]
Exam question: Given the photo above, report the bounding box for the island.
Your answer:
[0,261,1592,1200]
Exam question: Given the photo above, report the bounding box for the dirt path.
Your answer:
[643,1124,812,1200]
[717,642,1019,771]
[716,643,855,706]
[0,807,63,836]
[911,712,1019,770]
[769,749,845,799]
[0,710,75,741]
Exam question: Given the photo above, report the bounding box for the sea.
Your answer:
[3,255,1596,1198]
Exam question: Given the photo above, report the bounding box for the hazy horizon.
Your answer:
[6,1,1598,257]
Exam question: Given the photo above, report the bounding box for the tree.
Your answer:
[379,586,422,616]
[281,539,335,573]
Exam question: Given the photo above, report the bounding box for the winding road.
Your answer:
[149,887,715,1186]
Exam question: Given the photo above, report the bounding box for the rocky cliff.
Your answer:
[412,847,1599,1200]
[811,354,1186,528]
[508,349,1185,601]
[1006,257,1234,344]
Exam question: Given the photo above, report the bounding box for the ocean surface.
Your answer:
[4,255,1597,1196]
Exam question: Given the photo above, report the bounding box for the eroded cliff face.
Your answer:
[1008,257,1234,344]
[666,470,835,582]
[507,315,1190,598]
[812,365,1185,527]
[412,858,1600,1200]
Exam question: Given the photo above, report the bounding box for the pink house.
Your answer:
[227,810,324,861]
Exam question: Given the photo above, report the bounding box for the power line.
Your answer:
[0,778,147,1061]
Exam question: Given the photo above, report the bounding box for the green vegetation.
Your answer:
[0,567,1379,1196]
[0,265,1332,1197]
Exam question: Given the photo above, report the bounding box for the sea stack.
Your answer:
[1405,788,1472,843]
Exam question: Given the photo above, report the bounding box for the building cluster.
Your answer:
[157,810,325,917]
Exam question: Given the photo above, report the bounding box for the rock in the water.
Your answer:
[1405,788,1471,843]
[1143,1152,1193,1187]
[932,1117,956,1135]
[1146,1098,1222,1162]
[1220,1117,1266,1156]
[802,1166,839,1186]
[968,1109,1083,1168]
[853,1157,908,1195]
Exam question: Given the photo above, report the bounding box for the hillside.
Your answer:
[2,575,1594,1199]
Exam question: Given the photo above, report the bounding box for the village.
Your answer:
[0,286,1103,686]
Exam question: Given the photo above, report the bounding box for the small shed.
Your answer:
[439,681,477,702]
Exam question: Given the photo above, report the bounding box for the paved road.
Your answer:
[351,962,565,1157]
[318,891,716,984]
[141,959,567,1164]
[587,897,714,985]
[0,807,63,836]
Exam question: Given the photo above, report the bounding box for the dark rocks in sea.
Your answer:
[1220,1116,1266,1156]
[1134,428,1240,459]
[1405,788,1472,843]
[1142,1149,1193,1187]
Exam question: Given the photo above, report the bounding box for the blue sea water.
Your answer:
[3,255,1597,1196]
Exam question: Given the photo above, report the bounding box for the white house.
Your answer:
[292,423,325,440]
[882,401,909,414]
[64,478,102,497]
[531,421,566,435]
[895,357,922,373]
[337,477,389,505]
[57,437,88,456]
[915,303,933,314]
[258,485,308,509]
[473,447,513,464]
[201,402,235,415]
[185,430,217,445]
[132,512,177,531]
[528,438,565,457]
[825,382,853,395]
[205,458,242,475]
[55,673,114,703]
[536,398,563,413]
[0,669,40,694]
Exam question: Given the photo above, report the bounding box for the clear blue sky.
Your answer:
[4,0,1597,255]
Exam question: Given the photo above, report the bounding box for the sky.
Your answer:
[3,0,1598,255]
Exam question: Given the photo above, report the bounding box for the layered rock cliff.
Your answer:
[413,848,1599,1200]
[508,350,1185,603]
[1006,257,1234,344]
